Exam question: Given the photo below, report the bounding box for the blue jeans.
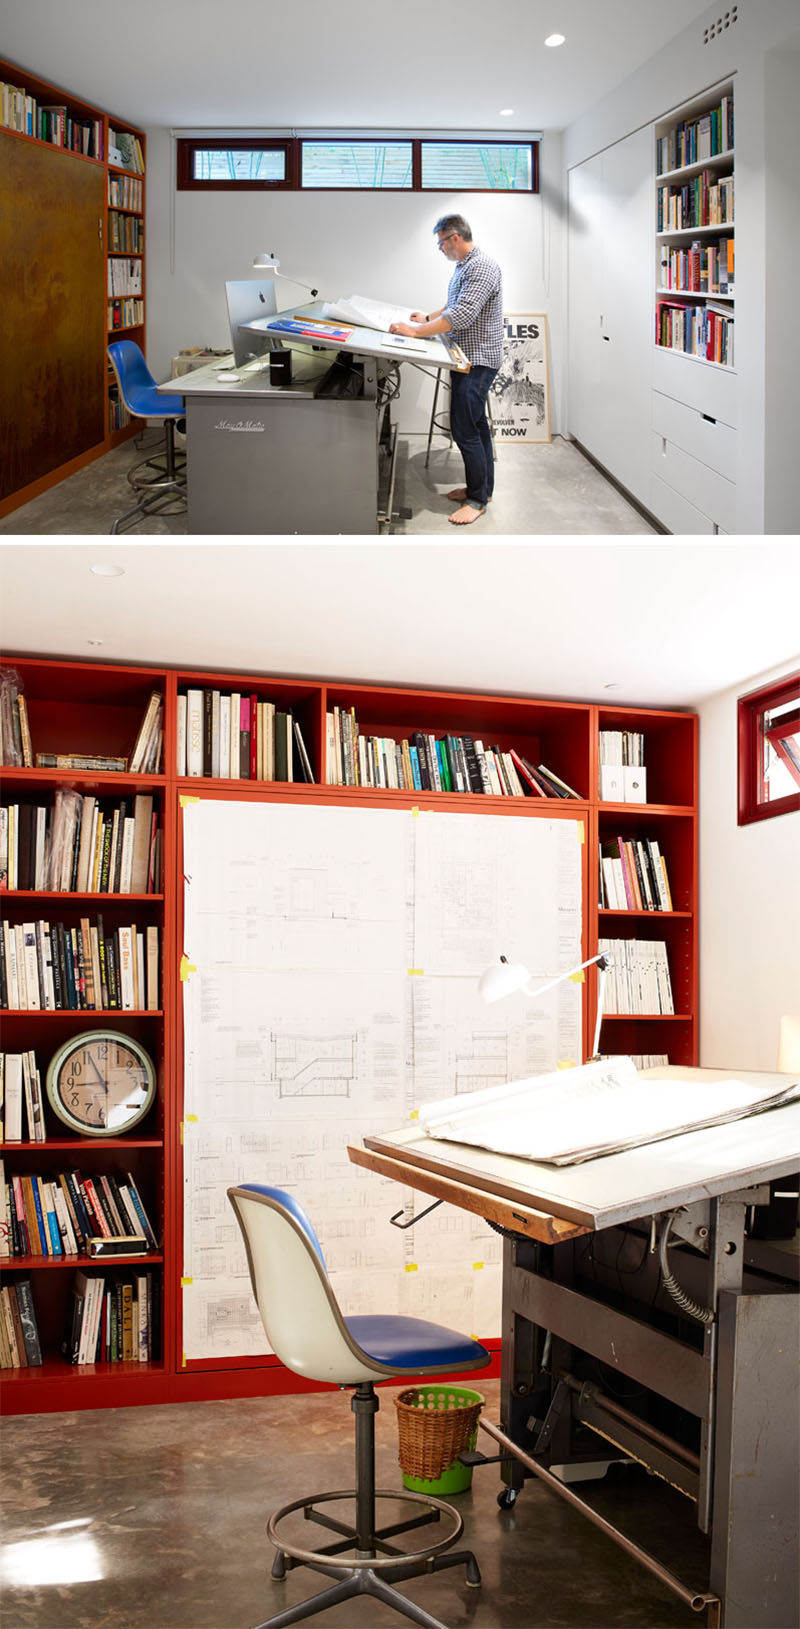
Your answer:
[449,365,497,508]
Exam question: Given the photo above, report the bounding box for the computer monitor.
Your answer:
[224,278,279,367]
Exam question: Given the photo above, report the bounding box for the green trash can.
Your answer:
[395,1385,484,1496]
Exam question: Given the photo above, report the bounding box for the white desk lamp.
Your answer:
[252,251,319,299]
[479,951,612,1061]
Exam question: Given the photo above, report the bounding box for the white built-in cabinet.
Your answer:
[567,127,653,510]
[568,78,739,534]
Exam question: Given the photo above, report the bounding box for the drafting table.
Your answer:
[159,302,464,535]
[350,1067,800,1627]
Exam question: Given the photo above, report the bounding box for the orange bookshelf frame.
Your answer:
[1,656,698,1414]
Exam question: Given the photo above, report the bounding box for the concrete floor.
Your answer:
[0,1380,708,1629]
[0,435,657,538]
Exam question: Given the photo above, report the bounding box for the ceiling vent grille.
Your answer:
[703,6,738,43]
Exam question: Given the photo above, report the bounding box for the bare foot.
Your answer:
[448,503,486,525]
[446,488,492,503]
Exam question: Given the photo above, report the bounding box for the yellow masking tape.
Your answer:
[410,1109,419,1121]
[578,821,585,843]
[405,1263,418,1273]
[185,1113,198,1122]
[411,805,420,816]
[181,1277,193,1286]
[180,956,197,981]
[557,1058,578,1070]
[473,1261,485,1271]
[179,794,200,806]
[569,970,585,983]
[407,968,424,976]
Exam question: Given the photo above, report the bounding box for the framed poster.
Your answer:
[490,313,551,443]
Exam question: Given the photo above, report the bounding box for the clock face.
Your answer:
[47,1032,156,1137]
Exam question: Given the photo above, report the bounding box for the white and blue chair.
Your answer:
[227,1183,491,1629]
[107,341,186,532]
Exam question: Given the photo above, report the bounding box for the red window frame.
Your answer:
[176,138,296,191]
[737,670,800,825]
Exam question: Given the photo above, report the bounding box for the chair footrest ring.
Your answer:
[267,1487,463,1572]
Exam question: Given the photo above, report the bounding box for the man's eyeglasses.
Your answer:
[437,233,457,247]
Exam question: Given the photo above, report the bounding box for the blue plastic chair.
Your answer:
[228,1182,491,1629]
[107,341,187,532]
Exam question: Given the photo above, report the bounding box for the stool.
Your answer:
[107,341,187,533]
[424,367,496,468]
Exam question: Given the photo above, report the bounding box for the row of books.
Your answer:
[656,97,734,175]
[177,690,313,782]
[656,301,734,367]
[657,173,734,233]
[0,671,33,767]
[108,299,144,332]
[64,1268,159,1365]
[658,237,734,297]
[108,174,143,211]
[0,1278,41,1367]
[0,80,103,157]
[109,128,144,173]
[1,790,160,894]
[107,256,142,297]
[325,710,582,798]
[0,917,160,1012]
[1,1052,45,1142]
[1,1161,158,1258]
[108,382,130,427]
[598,730,646,804]
[601,1053,670,1070]
[108,210,144,253]
[599,836,674,912]
[598,937,675,1016]
[599,730,644,766]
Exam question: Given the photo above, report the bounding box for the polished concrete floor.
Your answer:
[0,1381,708,1629]
[0,434,657,537]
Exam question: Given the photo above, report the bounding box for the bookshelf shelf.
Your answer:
[654,79,735,374]
[1,658,697,1409]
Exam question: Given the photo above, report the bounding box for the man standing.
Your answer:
[390,215,503,525]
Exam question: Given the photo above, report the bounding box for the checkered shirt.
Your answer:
[443,246,504,368]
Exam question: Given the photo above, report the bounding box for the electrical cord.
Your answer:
[658,1208,715,1325]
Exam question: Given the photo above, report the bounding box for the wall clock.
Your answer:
[46,1030,156,1137]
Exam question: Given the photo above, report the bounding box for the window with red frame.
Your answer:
[738,671,800,824]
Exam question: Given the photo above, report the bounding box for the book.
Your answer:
[35,753,128,771]
[129,691,162,772]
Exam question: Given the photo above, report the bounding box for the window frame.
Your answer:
[176,135,539,194]
[176,137,296,191]
[737,670,800,825]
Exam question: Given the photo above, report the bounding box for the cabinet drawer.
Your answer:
[650,472,716,534]
[650,433,736,531]
[652,346,737,427]
[651,391,736,481]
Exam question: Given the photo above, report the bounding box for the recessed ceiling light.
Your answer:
[544,32,566,47]
[89,562,125,578]
[499,108,515,117]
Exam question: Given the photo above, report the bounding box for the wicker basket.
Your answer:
[395,1386,484,1492]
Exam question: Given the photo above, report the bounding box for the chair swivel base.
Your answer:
[259,1486,480,1629]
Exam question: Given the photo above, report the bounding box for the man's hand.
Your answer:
[389,322,420,337]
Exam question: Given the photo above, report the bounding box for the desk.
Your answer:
[160,303,462,535]
[350,1067,800,1627]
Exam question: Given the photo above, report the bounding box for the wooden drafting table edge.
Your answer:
[348,1142,588,1243]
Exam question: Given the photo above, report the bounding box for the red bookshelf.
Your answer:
[1,659,698,1413]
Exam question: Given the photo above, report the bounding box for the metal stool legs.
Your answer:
[424,369,497,470]
[258,1383,480,1629]
[111,417,186,534]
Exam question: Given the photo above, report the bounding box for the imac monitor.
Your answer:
[225,278,279,367]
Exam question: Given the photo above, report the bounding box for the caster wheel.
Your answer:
[497,1487,518,1509]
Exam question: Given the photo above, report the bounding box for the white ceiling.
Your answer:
[1,541,797,708]
[2,0,716,132]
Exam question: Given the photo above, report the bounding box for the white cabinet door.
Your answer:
[568,127,653,509]
[567,151,605,455]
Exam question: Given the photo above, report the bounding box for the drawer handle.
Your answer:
[602,335,611,342]
[701,413,717,424]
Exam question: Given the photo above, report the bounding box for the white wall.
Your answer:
[561,0,800,534]
[144,130,566,434]
[698,658,800,1072]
